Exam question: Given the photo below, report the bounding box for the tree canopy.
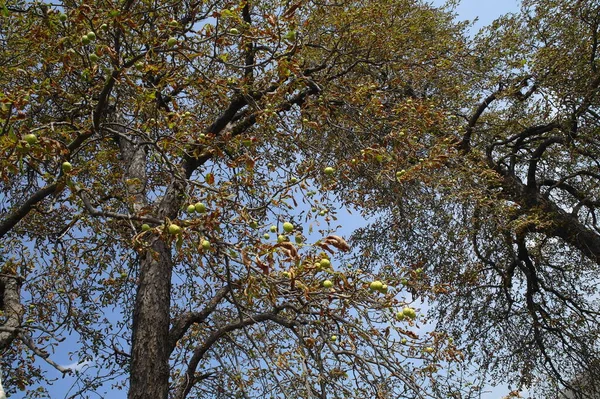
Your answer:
[1,0,599,398]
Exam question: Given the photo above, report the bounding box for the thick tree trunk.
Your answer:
[128,239,173,399]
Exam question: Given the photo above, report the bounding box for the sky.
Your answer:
[4,1,524,398]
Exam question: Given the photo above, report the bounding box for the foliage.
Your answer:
[342,0,600,397]
[0,0,478,398]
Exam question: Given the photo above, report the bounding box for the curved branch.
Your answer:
[173,310,295,399]
[167,285,231,354]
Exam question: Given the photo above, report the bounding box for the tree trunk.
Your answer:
[128,239,173,399]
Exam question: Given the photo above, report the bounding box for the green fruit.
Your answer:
[270,225,277,233]
[23,134,37,144]
[81,35,91,45]
[282,271,290,278]
[168,224,182,235]
[89,53,99,63]
[400,278,408,286]
[59,13,67,22]
[289,177,298,183]
[141,224,150,231]
[283,30,296,41]
[195,202,207,213]
[282,222,294,233]
[277,235,286,243]
[135,62,144,71]
[229,28,239,34]
[61,161,73,173]
[401,338,407,344]
[402,307,416,319]
[322,280,333,288]
[263,233,270,240]
[100,23,108,30]
[380,284,388,294]
[369,280,383,291]
[201,240,210,250]
[424,347,435,354]
[396,170,406,178]
[86,31,96,40]
[249,221,258,229]
[167,37,178,47]
[319,258,331,268]
[330,335,337,341]
[187,204,196,213]
[324,166,335,175]
[396,311,405,320]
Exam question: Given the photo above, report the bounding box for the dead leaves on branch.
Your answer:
[315,235,350,253]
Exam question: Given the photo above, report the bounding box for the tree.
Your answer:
[0,0,476,398]
[341,0,600,397]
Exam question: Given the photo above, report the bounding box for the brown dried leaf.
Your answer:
[323,235,351,252]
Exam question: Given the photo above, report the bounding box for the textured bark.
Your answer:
[128,239,174,399]
[0,273,23,351]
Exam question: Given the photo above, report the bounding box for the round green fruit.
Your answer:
[277,235,286,243]
[249,221,258,229]
[81,35,90,45]
[319,258,331,268]
[369,280,383,291]
[167,37,178,47]
[396,170,406,178]
[282,271,290,278]
[59,13,67,22]
[263,233,270,240]
[396,311,405,320]
[141,224,150,231]
[424,347,435,354]
[295,235,303,244]
[380,284,388,294]
[322,280,333,288]
[324,166,335,175]
[23,134,37,144]
[282,222,294,233]
[270,225,277,233]
[229,28,239,34]
[134,62,144,71]
[195,202,207,213]
[201,240,211,250]
[100,23,108,30]
[330,335,337,341]
[89,53,99,63]
[187,204,196,213]
[86,31,96,40]
[61,161,73,173]
[168,224,182,235]
[289,177,298,183]
[402,307,416,319]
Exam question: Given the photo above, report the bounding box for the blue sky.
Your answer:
[3,1,524,398]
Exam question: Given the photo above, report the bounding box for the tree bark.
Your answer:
[128,239,174,399]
